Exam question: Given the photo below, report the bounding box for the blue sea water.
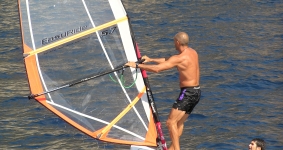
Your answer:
[1,0,283,149]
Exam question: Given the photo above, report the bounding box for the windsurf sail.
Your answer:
[18,0,167,149]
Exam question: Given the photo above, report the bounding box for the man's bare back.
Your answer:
[175,47,200,88]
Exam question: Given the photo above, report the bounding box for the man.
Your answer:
[125,32,201,150]
[249,138,265,150]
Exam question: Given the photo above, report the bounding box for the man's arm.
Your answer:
[142,55,166,64]
[126,55,180,73]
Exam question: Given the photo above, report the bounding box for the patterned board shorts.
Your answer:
[172,86,201,114]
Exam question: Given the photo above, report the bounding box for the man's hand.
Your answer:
[124,61,137,68]
[141,55,151,63]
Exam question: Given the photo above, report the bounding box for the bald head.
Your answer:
[174,32,189,46]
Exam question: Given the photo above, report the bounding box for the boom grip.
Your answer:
[136,59,145,64]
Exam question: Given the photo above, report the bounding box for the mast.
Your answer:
[123,2,168,149]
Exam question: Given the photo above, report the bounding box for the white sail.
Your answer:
[18,0,167,149]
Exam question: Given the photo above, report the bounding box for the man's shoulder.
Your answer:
[188,47,197,52]
[186,48,198,57]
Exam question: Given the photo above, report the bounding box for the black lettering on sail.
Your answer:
[41,25,88,45]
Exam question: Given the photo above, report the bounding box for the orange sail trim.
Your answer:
[24,44,45,101]
[145,110,158,144]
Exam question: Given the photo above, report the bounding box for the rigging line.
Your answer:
[108,67,138,88]
[27,60,144,99]
[97,86,146,139]
[26,0,53,102]
[23,16,128,57]
[46,101,145,140]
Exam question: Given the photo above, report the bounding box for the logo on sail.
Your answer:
[41,25,88,45]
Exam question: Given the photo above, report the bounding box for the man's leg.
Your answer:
[166,108,186,150]
[168,112,189,150]
[177,113,189,137]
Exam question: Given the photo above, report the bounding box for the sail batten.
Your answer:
[24,16,128,57]
[19,0,161,148]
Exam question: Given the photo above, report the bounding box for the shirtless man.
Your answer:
[125,32,201,150]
